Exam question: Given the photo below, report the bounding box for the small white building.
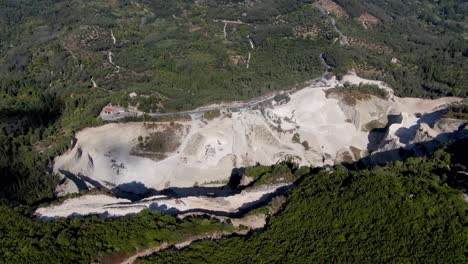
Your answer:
[101,104,125,115]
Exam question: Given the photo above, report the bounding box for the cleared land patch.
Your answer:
[131,123,186,161]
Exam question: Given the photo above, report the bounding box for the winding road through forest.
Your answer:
[315,3,349,46]
[102,55,334,122]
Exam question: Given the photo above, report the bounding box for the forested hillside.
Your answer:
[0,207,234,263]
[0,1,467,262]
[1,0,466,205]
[334,0,467,97]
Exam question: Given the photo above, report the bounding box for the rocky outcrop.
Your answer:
[370,116,467,164]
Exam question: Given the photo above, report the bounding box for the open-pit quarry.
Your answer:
[36,73,467,221]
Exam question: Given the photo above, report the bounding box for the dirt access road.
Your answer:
[118,231,233,264]
[102,60,332,122]
[101,85,301,122]
[315,3,349,46]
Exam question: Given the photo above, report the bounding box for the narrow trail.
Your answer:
[246,35,255,68]
[119,231,233,264]
[223,22,227,39]
[315,5,349,46]
[214,19,250,38]
[108,52,121,73]
[110,30,117,45]
[62,43,78,62]
[102,52,332,121]
[102,79,300,121]
[248,36,255,49]
[319,53,332,69]
[108,52,114,64]
[131,0,153,15]
[213,19,247,25]
[361,21,368,30]
[107,30,121,73]
[91,77,98,88]
[329,17,349,46]
[359,19,378,30]
[214,19,254,68]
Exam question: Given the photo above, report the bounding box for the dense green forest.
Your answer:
[140,141,468,263]
[0,0,467,262]
[0,207,233,263]
[335,0,467,98]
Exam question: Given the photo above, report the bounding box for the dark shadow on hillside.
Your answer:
[111,181,158,201]
[58,170,89,191]
[395,110,446,145]
[367,114,403,153]
[59,170,109,192]
[228,167,246,189]
[366,110,465,159]
[112,183,243,202]
[59,166,267,204]
[111,167,250,201]
[0,96,63,135]
[147,184,294,218]
[161,186,239,198]
[445,138,468,191]
[349,123,468,169]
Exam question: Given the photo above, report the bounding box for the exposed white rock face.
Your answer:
[54,73,464,197]
[44,73,466,219]
[36,184,288,219]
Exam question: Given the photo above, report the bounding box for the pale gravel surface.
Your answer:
[36,184,287,219]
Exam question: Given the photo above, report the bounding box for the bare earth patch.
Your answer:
[131,122,186,161]
[357,13,380,29]
[317,0,349,18]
